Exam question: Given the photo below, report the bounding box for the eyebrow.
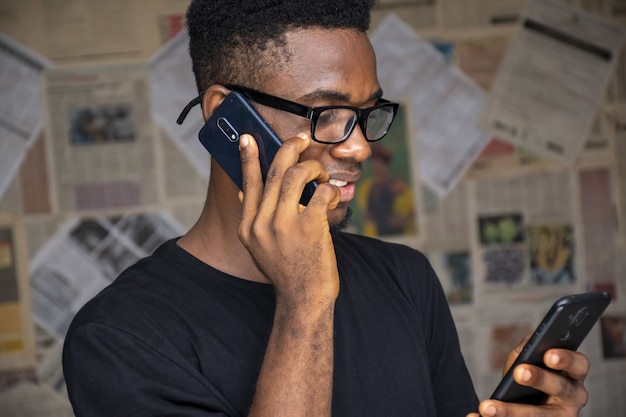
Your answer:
[299,88,384,104]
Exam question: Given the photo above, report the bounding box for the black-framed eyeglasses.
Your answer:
[177,85,400,145]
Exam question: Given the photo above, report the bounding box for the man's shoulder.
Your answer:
[66,239,205,332]
[333,231,428,264]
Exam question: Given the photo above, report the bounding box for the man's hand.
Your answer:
[237,132,340,417]
[237,132,340,304]
[467,336,590,417]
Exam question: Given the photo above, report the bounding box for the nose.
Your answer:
[329,124,372,162]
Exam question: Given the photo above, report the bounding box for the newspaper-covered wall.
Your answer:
[0,0,625,416]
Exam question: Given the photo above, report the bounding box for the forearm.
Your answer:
[248,299,336,417]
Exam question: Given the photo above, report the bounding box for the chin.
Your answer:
[329,205,352,234]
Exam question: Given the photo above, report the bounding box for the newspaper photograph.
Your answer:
[480,0,625,163]
[350,104,420,242]
[29,212,184,340]
[468,168,582,302]
[43,64,160,212]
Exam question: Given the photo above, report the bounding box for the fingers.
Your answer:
[475,399,551,417]
[260,133,312,215]
[475,349,591,417]
[239,132,336,217]
[238,134,263,241]
[543,349,590,380]
[503,335,532,376]
[509,350,589,401]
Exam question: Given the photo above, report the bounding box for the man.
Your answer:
[63,1,591,416]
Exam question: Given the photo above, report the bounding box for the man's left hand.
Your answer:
[466,338,590,417]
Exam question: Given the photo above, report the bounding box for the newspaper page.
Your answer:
[0,133,53,216]
[467,168,582,304]
[17,133,51,215]
[0,381,73,417]
[453,34,510,91]
[39,0,141,62]
[43,64,161,212]
[370,13,491,198]
[0,178,21,214]
[0,216,36,372]
[149,29,211,180]
[439,0,525,29]
[480,0,625,164]
[578,167,618,295]
[567,0,626,19]
[610,105,626,244]
[157,129,207,230]
[606,43,626,102]
[0,33,51,201]
[29,212,184,340]
[370,0,436,30]
[425,246,474,306]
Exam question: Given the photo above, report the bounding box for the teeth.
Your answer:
[329,179,348,187]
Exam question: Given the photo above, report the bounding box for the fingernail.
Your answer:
[239,134,249,148]
[297,132,309,140]
[485,405,497,416]
[521,368,532,382]
[548,353,559,366]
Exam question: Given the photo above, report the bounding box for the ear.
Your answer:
[201,85,232,121]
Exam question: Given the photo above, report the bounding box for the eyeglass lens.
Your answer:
[314,106,395,143]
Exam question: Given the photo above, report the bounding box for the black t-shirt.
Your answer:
[63,232,478,416]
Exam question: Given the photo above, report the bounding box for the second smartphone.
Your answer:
[198,90,317,205]
[490,291,611,405]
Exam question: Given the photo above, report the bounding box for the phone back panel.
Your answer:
[490,291,610,404]
[198,91,282,190]
[198,91,316,205]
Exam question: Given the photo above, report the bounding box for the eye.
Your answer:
[317,108,340,127]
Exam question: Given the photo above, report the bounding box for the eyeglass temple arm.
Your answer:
[176,94,204,125]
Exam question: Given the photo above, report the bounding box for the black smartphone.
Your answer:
[490,291,611,405]
[198,91,317,205]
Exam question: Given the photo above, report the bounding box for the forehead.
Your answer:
[264,28,380,104]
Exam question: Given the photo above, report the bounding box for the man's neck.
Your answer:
[177,181,270,284]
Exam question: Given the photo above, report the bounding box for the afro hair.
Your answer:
[186,0,375,92]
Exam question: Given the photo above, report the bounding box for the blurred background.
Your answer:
[0,0,625,415]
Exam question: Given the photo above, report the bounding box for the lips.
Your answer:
[327,177,358,202]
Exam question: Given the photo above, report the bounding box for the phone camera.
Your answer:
[217,117,239,143]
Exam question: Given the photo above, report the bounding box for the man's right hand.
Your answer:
[237,132,340,417]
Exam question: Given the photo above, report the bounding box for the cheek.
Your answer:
[298,141,328,163]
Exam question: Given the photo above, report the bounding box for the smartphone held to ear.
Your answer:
[490,291,610,405]
[198,91,317,205]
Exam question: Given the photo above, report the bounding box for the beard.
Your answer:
[330,206,352,235]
